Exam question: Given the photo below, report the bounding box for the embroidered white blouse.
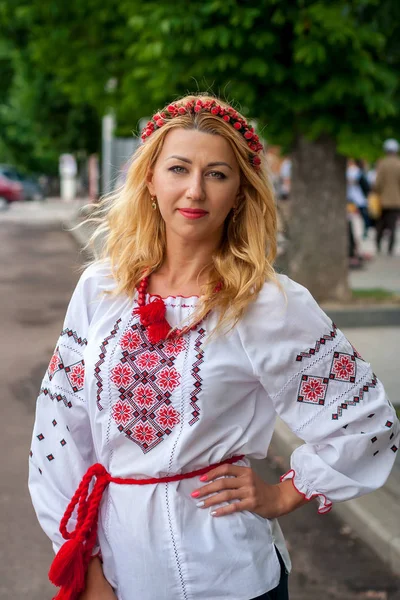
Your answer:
[29,262,399,600]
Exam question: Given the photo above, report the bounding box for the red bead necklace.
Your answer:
[134,275,221,344]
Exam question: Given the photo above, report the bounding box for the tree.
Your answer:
[115,0,400,302]
[0,1,101,173]
[1,0,399,301]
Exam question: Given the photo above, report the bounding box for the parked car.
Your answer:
[0,174,24,208]
[0,165,45,201]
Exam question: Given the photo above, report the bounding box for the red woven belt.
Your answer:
[49,455,244,600]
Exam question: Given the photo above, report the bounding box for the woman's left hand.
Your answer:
[191,464,307,519]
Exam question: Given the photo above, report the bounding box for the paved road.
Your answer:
[0,215,399,599]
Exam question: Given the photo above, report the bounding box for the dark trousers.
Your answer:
[359,205,371,236]
[250,548,289,600]
[376,208,399,254]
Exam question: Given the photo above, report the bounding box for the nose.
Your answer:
[186,170,205,202]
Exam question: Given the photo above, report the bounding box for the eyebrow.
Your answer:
[166,155,233,171]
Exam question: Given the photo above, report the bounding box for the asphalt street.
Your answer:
[0,210,399,600]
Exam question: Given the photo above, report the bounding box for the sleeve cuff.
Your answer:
[280,469,333,515]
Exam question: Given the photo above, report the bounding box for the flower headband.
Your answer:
[141,98,263,169]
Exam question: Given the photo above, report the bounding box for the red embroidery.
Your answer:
[109,323,186,453]
[120,330,142,352]
[111,363,134,388]
[157,367,181,392]
[112,400,134,426]
[133,422,158,445]
[189,328,206,425]
[164,337,186,356]
[295,326,375,422]
[298,375,329,405]
[95,319,123,411]
[40,387,72,409]
[329,352,356,383]
[60,328,88,347]
[65,360,85,392]
[134,384,156,407]
[155,404,180,430]
[351,344,364,361]
[296,323,337,361]
[136,351,160,370]
[48,347,63,379]
[331,375,377,420]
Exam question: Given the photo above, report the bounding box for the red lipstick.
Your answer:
[178,208,208,220]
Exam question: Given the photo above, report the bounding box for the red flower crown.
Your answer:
[141,98,263,169]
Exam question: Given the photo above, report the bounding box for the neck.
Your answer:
[149,230,221,295]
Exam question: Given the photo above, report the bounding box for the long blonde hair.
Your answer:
[87,94,277,334]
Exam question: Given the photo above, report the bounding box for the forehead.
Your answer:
[158,128,237,164]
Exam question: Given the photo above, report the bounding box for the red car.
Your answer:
[0,174,24,207]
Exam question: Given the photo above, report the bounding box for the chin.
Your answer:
[168,222,220,243]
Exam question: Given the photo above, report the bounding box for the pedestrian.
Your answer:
[29,95,399,600]
[375,138,400,255]
[276,156,292,235]
[346,159,370,238]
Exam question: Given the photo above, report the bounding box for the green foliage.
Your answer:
[116,0,400,160]
[1,0,400,171]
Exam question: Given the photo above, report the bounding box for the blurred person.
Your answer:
[375,139,400,255]
[346,159,370,238]
[29,95,399,600]
[277,157,292,234]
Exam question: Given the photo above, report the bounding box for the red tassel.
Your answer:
[49,538,86,597]
[134,297,166,327]
[147,320,171,344]
[52,586,77,600]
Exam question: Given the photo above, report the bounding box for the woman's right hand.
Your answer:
[79,557,117,599]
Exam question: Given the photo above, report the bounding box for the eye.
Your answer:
[207,171,227,179]
[169,165,187,174]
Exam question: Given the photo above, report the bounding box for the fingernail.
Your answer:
[211,511,217,517]
[191,490,200,498]
[199,475,208,482]
[196,500,205,508]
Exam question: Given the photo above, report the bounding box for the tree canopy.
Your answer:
[1,0,400,170]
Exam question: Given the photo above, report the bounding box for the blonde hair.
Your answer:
[87,94,277,334]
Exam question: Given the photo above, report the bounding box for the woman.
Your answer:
[29,95,399,600]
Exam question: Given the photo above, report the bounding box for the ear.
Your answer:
[146,168,156,196]
[236,186,245,204]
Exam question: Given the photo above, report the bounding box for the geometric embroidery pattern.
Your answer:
[189,328,206,425]
[40,387,72,409]
[60,328,88,347]
[296,322,337,362]
[47,347,85,394]
[351,344,364,361]
[331,375,377,420]
[48,347,64,380]
[94,318,122,411]
[297,375,329,405]
[295,325,372,418]
[64,360,85,392]
[108,322,187,453]
[329,352,356,383]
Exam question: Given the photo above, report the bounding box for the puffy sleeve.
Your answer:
[239,275,400,514]
[28,265,102,552]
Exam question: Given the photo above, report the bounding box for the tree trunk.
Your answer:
[285,135,350,303]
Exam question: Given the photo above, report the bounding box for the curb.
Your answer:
[322,306,400,328]
[271,418,400,576]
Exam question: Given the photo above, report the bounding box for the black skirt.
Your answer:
[250,547,289,600]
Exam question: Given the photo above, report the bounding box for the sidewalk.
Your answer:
[350,213,400,294]
[10,198,398,577]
